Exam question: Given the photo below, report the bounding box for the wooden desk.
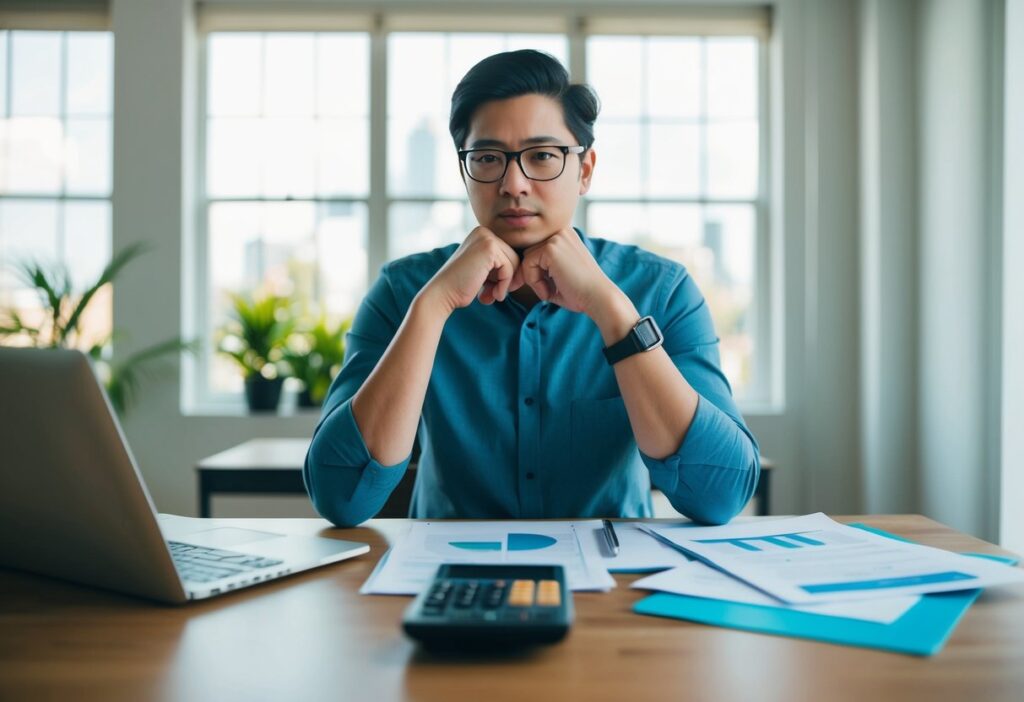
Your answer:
[197,438,776,517]
[1,515,1022,702]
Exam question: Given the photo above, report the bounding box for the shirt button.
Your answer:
[526,472,536,480]
[524,397,535,406]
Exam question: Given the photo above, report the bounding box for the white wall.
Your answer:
[799,0,863,513]
[747,0,863,518]
[1000,0,1024,554]
[917,0,1002,537]
[858,0,918,514]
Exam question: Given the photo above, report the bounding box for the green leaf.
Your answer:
[106,336,196,414]
[13,260,72,346]
[218,292,295,376]
[278,315,349,399]
[63,242,149,343]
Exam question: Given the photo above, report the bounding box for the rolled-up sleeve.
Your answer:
[640,267,760,525]
[303,266,414,527]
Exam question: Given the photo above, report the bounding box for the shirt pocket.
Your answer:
[568,396,638,485]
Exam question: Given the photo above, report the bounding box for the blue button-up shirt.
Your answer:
[304,230,759,527]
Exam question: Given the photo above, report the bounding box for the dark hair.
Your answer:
[449,50,600,150]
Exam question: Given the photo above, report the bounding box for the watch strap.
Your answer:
[602,316,664,366]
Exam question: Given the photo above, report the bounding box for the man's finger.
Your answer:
[532,276,555,301]
[520,252,553,301]
[478,280,498,305]
[491,246,521,301]
[508,266,525,293]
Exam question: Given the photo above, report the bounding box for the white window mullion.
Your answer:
[192,31,212,409]
[368,18,388,283]
[755,37,773,408]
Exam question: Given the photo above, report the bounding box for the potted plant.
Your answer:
[0,243,194,415]
[218,292,294,412]
[283,316,350,409]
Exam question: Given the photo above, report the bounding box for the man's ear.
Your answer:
[578,148,596,196]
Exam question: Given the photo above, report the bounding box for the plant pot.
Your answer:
[297,387,319,409]
[244,375,284,413]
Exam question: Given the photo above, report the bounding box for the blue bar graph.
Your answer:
[785,533,825,546]
[801,571,976,594]
[696,532,829,552]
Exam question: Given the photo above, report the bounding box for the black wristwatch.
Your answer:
[602,316,664,366]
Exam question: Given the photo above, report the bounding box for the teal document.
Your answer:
[632,524,1018,656]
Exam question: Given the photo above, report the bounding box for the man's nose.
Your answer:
[499,155,531,196]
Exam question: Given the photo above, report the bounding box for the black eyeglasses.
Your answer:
[458,145,587,183]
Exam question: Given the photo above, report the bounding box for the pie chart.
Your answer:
[508,533,557,551]
[448,533,558,552]
[448,541,501,551]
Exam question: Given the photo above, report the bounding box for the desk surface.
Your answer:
[2,515,1022,702]
[196,437,312,471]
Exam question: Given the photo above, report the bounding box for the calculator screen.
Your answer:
[444,564,560,580]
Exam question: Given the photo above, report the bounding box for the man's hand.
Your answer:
[517,227,620,316]
[420,226,523,316]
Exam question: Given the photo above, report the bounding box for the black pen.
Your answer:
[602,519,620,557]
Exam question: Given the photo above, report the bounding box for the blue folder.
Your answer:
[632,523,1018,656]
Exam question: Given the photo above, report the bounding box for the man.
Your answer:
[304,50,759,527]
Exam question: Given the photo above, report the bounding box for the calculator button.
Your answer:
[482,584,506,609]
[453,582,480,609]
[426,584,452,608]
[536,580,561,607]
[508,579,536,607]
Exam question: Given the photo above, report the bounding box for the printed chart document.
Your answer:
[645,513,1024,605]
[631,561,920,624]
[594,523,693,572]
[361,520,615,595]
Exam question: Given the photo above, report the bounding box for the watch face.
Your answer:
[635,317,663,348]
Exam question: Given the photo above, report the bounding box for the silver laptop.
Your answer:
[0,347,368,603]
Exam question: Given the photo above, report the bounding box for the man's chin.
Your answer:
[492,221,551,247]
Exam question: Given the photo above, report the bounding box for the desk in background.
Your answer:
[1,515,1022,702]
[196,438,776,518]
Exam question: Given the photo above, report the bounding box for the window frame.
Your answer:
[189,9,774,413]
[577,32,771,406]
[192,30,375,411]
[0,28,114,335]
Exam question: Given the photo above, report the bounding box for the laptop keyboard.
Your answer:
[169,541,284,584]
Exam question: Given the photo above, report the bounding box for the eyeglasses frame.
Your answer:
[457,144,588,183]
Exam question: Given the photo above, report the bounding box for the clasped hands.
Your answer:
[423,226,621,320]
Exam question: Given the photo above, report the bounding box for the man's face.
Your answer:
[461,93,596,249]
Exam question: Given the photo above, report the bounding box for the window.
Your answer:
[200,32,370,400]
[195,14,768,408]
[584,35,763,399]
[0,30,114,348]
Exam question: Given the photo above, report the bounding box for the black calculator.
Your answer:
[402,564,573,648]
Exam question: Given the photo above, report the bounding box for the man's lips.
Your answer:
[498,209,538,227]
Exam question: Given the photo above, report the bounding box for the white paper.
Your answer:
[631,561,920,624]
[646,513,1024,605]
[361,520,615,595]
[595,523,694,572]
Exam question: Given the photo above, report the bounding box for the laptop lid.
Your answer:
[0,348,187,603]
